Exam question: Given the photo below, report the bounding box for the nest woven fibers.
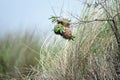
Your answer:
[49,17,75,41]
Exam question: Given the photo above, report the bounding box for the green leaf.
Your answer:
[54,24,64,34]
[49,16,59,23]
[69,35,76,41]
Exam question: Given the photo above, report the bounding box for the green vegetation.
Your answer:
[49,16,59,23]
[0,31,42,79]
[0,0,120,80]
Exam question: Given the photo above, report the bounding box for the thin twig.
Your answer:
[97,0,112,18]
[111,20,120,49]
[47,0,57,16]
[60,0,64,17]
[70,19,113,25]
[113,12,120,19]
[69,12,120,50]
[69,13,120,24]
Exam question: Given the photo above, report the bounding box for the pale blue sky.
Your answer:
[0,0,83,36]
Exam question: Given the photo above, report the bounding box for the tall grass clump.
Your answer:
[0,30,44,79]
[33,0,120,80]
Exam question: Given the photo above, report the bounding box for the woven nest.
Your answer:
[53,18,75,40]
[57,19,70,28]
[62,27,72,39]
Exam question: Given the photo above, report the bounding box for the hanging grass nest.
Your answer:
[57,18,71,28]
[54,24,75,40]
[49,16,75,41]
[62,27,75,41]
